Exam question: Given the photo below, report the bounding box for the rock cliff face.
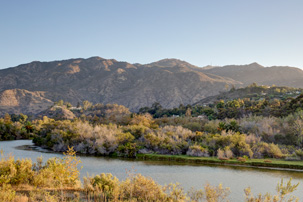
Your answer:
[0,89,53,115]
[0,57,239,114]
[1,57,303,115]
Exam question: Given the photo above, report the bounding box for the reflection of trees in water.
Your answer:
[3,140,303,184]
[140,159,303,179]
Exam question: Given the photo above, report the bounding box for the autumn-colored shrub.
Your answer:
[187,145,209,157]
[237,157,246,162]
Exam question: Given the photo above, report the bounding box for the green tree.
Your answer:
[64,102,72,109]
[185,108,192,117]
[82,100,93,110]
[56,100,64,106]
[4,113,12,124]
[216,100,225,109]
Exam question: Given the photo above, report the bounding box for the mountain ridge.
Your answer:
[0,57,239,115]
[1,57,303,115]
[201,63,303,88]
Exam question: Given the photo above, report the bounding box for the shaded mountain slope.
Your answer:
[0,57,239,114]
[202,63,303,88]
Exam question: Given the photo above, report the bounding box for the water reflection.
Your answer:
[1,140,303,201]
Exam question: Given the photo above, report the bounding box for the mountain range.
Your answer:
[202,62,303,87]
[0,57,303,115]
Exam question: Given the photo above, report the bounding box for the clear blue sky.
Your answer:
[1,0,303,69]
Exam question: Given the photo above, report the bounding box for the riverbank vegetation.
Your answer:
[0,113,32,141]
[0,149,300,202]
[2,87,303,169]
[30,109,303,164]
[2,102,303,166]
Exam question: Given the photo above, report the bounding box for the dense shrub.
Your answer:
[0,147,81,189]
[141,126,194,155]
[0,116,30,140]
[186,145,209,157]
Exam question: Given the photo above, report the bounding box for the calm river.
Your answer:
[1,140,303,201]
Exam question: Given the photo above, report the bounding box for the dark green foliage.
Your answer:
[139,85,303,120]
[218,120,240,132]
[0,115,31,141]
[118,143,139,158]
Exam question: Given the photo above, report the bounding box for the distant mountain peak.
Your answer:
[202,65,217,70]
[248,62,264,68]
[146,58,198,68]
[201,62,303,88]
[87,56,104,60]
[155,58,183,63]
[202,62,264,70]
[224,62,264,69]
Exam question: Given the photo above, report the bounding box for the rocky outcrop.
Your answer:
[0,89,53,115]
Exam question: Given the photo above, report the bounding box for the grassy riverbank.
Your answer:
[137,154,303,170]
